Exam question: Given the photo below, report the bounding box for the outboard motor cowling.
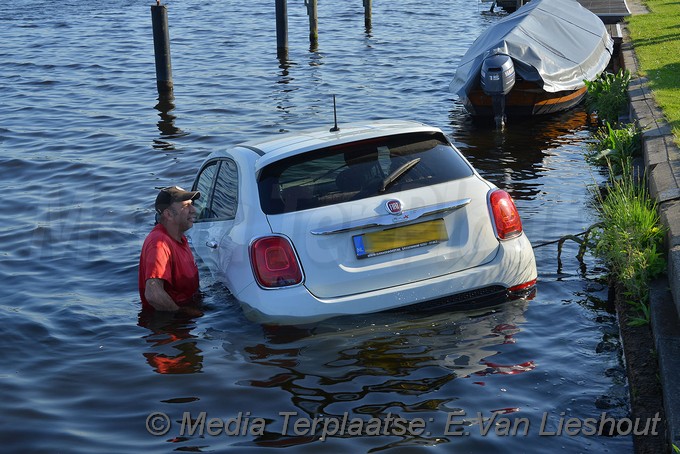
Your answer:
[481,53,515,96]
[480,53,515,127]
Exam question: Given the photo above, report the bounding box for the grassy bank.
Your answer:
[626,0,680,142]
[592,166,666,323]
[580,5,676,451]
[584,71,666,322]
[584,70,670,451]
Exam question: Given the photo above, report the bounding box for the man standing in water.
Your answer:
[139,186,201,311]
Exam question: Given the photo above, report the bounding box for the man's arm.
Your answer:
[144,278,180,311]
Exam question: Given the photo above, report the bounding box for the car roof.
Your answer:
[236,119,444,171]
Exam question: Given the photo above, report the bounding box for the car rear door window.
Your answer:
[258,132,474,214]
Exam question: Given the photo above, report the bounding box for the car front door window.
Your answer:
[193,158,239,222]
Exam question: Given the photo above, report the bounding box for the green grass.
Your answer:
[590,164,666,323]
[627,0,680,142]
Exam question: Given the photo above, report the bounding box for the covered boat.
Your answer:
[449,0,614,125]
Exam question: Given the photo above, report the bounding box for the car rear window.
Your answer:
[258,131,474,214]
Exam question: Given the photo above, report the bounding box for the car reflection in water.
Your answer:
[208,298,531,449]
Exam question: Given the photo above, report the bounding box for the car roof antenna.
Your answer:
[329,95,340,132]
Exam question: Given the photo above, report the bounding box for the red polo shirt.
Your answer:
[138,224,199,310]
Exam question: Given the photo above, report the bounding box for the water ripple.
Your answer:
[0,0,629,452]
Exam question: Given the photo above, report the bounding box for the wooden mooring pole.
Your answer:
[151,1,173,95]
[275,0,288,58]
[363,0,372,31]
[305,0,318,49]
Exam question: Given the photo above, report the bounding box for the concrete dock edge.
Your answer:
[621,18,680,450]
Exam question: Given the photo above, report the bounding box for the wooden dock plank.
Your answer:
[576,0,631,23]
[493,0,631,23]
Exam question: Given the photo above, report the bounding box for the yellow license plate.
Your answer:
[352,219,448,259]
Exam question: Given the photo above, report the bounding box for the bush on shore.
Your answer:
[584,69,632,125]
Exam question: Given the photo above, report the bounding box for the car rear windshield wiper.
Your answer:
[379,158,420,192]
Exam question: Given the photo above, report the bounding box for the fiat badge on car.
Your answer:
[386,199,403,215]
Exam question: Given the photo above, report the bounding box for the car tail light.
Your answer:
[250,236,303,288]
[489,189,523,240]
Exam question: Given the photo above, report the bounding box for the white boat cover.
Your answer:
[449,0,614,96]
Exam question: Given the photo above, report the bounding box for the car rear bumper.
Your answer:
[235,234,537,325]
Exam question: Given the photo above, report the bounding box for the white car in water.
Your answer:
[188,120,537,324]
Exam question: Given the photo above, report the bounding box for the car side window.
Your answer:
[193,161,218,221]
[211,159,238,220]
[193,158,239,221]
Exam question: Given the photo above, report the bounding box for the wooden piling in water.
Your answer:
[364,0,372,30]
[275,0,289,58]
[151,2,173,95]
[305,0,318,49]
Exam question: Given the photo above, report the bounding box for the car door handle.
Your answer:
[206,241,218,249]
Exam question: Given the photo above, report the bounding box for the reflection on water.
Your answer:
[449,108,596,201]
[150,276,629,453]
[138,309,204,374]
[153,94,188,150]
[203,301,532,448]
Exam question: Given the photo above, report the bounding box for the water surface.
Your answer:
[0,1,632,452]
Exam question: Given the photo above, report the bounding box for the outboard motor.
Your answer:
[481,52,515,127]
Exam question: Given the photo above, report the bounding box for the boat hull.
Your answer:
[463,81,588,117]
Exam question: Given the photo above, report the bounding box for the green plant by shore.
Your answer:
[587,121,642,174]
[590,164,666,324]
[581,63,666,325]
[584,69,632,124]
[627,0,680,143]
